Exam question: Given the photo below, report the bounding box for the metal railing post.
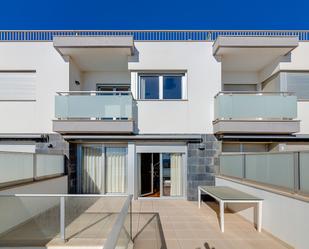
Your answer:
[294,152,300,193]
[243,154,246,179]
[130,199,133,241]
[60,196,66,241]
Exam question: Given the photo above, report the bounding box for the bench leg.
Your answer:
[220,201,224,232]
[257,201,262,232]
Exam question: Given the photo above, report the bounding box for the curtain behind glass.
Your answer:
[170,153,182,196]
[82,146,103,194]
[106,147,127,193]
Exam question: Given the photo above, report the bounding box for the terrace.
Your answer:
[0,196,291,249]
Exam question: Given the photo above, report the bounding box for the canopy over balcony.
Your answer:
[213,36,299,71]
[53,36,134,71]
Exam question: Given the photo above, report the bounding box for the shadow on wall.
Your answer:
[128,47,140,63]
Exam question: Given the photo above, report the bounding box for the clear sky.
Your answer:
[0,0,308,30]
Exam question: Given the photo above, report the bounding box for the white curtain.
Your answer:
[106,148,127,193]
[82,146,103,194]
[170,153,182,196]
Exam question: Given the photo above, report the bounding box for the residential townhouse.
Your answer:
[0,30,309,249]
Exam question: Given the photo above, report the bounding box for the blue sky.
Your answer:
[0,0,308,30]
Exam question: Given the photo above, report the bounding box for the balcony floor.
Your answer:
[132,199,291,249]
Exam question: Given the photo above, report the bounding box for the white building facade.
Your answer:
[1,31,309,201]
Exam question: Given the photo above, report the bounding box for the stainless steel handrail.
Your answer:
[214,91,295,98]
[104,194,133,249]
[0,193,130,197]
[56,91,132,96]
[220,150,309,156]
[218,151,309,195]
[0,193,133,244]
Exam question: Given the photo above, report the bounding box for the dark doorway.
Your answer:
[140,153,160,197]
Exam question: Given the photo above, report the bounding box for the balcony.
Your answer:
[213,92,300,134]
[53,91,134,134]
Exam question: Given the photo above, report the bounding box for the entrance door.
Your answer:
[139,153,160,197]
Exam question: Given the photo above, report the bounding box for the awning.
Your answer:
[219,134,309,142]
[63,134,202,142]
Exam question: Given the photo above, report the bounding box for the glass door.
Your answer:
[77,144,128,194]
[139,153,160,197]
[162,153,183,197]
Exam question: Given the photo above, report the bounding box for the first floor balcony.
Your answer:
[53,91,134,134]
[213,91,300,134]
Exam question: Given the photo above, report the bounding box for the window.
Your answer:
[286,72,309,100]
[80,145,127,194]
[222,143,268,153]
[163,76,182,99]
[96,84,130,92]
[139,73,186,100]
[224,84,257,92]
[140,76,159,99]
[262,72,309,100]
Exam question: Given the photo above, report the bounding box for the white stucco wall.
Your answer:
[0,42,69,133]
[222,71,259,84]
[129,41,221,134]
[69,58,82,91]
[82,71,130,91]
[216,177,309,249]
[0,40,309,135]
[298,101,309,134]
[259,42,309,82]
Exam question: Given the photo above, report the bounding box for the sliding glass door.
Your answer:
[82,146,104,194]
[105,147,127,193]
[139,152,184,198]
[78,145,127,194]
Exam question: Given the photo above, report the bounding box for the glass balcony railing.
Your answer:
[219,151,309,195]
[0,194,133,248]
[0,152,64,188]
[214,92,298,120]
[55,91,133,120]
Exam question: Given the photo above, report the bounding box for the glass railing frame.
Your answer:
[218,151,309,196]
[0,193,132,246]
[214,91,298,121]
[0,152,65,189]
[55,91,134,120]
[104,194,133,249]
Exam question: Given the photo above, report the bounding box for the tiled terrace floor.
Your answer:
[132,199,291,249]
[0,198,291,249]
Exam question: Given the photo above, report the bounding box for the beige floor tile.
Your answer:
[165,239,181,249]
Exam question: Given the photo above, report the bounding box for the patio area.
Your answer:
[0,197,292,249]
[132,199,291,249]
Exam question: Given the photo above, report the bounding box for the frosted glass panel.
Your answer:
[300,152,309,193]
[0,152,33,184]
[214,94,297,119]
[36,154,64,178]
[0,196,60,245]
[245,153,294,189]
[55,94,133,119]
[220,155,243,178]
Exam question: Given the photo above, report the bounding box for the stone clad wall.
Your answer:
[187,134,221,201]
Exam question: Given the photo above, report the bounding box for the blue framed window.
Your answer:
[140,76,159,99]
[139,73,186,100]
